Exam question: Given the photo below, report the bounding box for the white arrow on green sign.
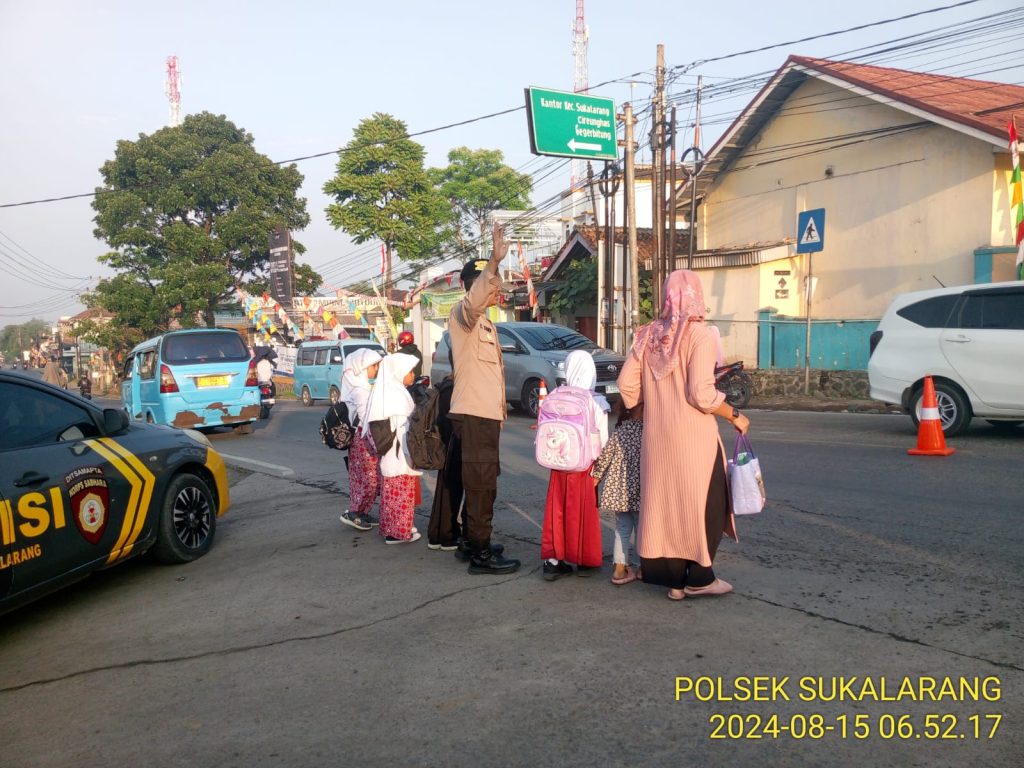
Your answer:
[525,86,617,160]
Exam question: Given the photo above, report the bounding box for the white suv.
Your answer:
[868,281,1024,436]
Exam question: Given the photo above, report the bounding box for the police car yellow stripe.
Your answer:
[83,439,142,565]
[0,500,14,546]
[99,438,156,558]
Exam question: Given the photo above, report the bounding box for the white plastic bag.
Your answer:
[729,435,765,515]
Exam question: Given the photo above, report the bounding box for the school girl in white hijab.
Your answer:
[339,348,385,532]
[340,348,383,427]
[360,353,423,543]
[539,350,611,578]
[564,350,610,447]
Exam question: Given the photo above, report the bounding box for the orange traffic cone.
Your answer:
[908,376,955,456]
[530,379,548,430]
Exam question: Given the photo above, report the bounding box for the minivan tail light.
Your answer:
[869,330,883,358]
[245,359,258,387]
[159,364,179,393]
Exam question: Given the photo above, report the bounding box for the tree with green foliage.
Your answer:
[548,258,597,316]
[0,319,50,362]
[548,259,654,326]
[323,113,452,288]
[89,111,314,335]
[430,147,532,254]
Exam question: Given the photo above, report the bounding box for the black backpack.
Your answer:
[406,385,446,470]
[320,402,355,451]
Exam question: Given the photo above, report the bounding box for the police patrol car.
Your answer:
[0,370,230,615]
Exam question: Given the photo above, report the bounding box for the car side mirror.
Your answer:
[500,343,520,354]
[103,408,129,434]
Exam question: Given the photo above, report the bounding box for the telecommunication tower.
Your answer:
[165,55,182,127]
[570,0,589,194]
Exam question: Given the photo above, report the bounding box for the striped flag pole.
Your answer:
[1009,119,1024,280]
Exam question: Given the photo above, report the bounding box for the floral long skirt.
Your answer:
[379,474,418,540]
[348,436,380,515]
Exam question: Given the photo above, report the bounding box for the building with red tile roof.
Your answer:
[684,55,1023,368]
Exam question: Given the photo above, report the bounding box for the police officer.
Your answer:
[446,224,521,575]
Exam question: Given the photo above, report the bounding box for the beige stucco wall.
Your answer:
[700,76,1012,355]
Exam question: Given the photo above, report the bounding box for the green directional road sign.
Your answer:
[525,86,617,160]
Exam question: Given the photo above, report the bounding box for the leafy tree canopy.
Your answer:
[0,319,51,361]
[430,147,532,252]
[90,111,314,330]
[548,258,597,316]
[323,113,452,269]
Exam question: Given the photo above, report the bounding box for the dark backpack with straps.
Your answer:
[406,384,446,470]
[319,402,355,451]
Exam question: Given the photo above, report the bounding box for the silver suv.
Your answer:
[431,322,625,417]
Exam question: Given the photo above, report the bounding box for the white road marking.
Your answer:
[505,502,542,530]
[217,453,295,477]
[506,501,616,532]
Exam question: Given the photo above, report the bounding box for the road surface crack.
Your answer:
[0,567,539,694]
[747,593,1024,674]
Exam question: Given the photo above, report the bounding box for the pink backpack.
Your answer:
[535,385,601,472]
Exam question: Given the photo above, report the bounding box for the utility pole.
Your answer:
[597,162,621,349]
[686,76,705,270]
[667,105,678,275]
[650,44,666,311]
[623,103,640,340]
[587,163,605,347]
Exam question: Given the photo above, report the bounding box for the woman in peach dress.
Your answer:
[617,270,750,601]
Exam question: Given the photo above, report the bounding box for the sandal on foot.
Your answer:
[611,566,639,585]
[683,579,733,597]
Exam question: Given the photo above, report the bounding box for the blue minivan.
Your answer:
[121,329,260,432]
[293,339,385,406]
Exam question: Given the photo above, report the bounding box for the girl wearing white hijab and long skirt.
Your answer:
[339,348,383,532]
[539,350,610,580]
[361,353,423,544]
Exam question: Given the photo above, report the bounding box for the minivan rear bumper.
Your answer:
[169,397,261,429]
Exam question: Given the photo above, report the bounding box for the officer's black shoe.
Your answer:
[467,549,521,575]
[454,540,505,562]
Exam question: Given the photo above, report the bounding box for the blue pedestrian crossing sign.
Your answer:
[796,208,825,253]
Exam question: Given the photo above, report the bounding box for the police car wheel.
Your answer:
[152,473,217,564]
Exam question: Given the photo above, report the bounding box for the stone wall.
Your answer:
[748,368,871,398]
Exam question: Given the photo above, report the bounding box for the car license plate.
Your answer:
[196,375,230,388]
[603,383,619,394]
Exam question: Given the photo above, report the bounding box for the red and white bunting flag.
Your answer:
[517,241,537,317]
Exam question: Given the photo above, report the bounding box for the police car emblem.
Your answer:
[65,466,110,545]
[77,493,107,543]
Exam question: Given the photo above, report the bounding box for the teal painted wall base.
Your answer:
[757,310,879,371]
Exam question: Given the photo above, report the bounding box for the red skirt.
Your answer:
[541,468,603,567]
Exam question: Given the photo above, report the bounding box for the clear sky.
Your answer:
[0,0,1020,325]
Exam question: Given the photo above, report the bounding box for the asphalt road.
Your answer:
[1,402,1021,767]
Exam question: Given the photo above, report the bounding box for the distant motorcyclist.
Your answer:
[397,331,423,379]
[78,369,93,400]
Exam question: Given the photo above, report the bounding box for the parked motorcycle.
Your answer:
[259,381,276,420]
[715,361,752,409]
